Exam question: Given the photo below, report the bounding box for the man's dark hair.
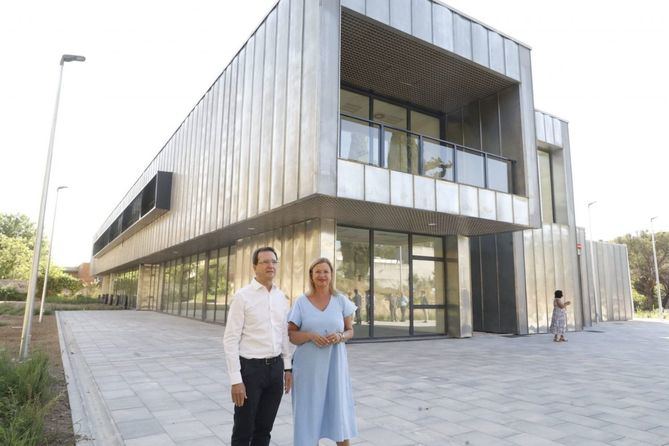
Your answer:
[252,246,278,265]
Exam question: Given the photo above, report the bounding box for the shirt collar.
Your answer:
[251,277,276,291]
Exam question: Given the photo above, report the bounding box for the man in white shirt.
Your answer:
[223,246,292,446]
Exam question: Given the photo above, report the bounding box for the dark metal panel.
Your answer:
[480,94,500,155]
[470,236,483,331]
[498,232,517,333]
[411,0,432,43]
[480,234,500,332]
[389,0,411,34]
[523,230,537,333]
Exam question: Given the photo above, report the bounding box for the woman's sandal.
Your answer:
[559,337,567,342]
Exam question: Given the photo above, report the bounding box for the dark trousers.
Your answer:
[231,356,284,446]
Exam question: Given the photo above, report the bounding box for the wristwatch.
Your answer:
[284,369,292,372]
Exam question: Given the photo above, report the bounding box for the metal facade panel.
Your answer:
[431,2,453,52]
[480,235,500,332]
[291,222,306,300]
[496,192,513,223]
[470,237,483,331]
[561,226,576,330]
[552,225,564,292]
[613,244,624,320]
[366,0,389,24]
[480,94,500,155]
[280,224,294,299]
[436,181,459,214]
[389,0,411,34]
[543,114,554,145]
[337,160,365,199]
[518,47,539,226]
[535,111,546,142]
[478,189,496,220]
[413,176,435,211]
[283,0,304,205]
[411,0,432,43]
[503,38,520,80]
[523,230,538,333]
[248,24,267,219]
[536,226,550,332]
[218,68,231,229]
[223,63,236,227]
[365,165,390,203]
[622,246,634,319]
[488,31,504,74]
[305,219,320,267]
[320,218,337,261]
[390,171,414,207]
[456,235,473,338]
[238,35,257,222]
[472,23,489,67]
[498,232,518,333]
[258,9,277,214]
[270,0,290,210]
[342,0,364,14]
[552,118,563,147]
[299,0,319,199]
[512,196,529,226]
[459,185,478,217]
[453,14,472,59]
[213,76,225,230]
[230,50,246,225]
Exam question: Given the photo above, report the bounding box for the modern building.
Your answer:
[92,0,632,339]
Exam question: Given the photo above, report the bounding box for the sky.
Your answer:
[1,0,668,267]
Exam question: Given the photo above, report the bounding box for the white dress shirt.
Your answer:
[223,278,292,385]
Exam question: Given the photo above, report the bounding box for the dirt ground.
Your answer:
[0,311,77,446]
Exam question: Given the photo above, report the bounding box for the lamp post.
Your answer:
[19,54,85,361]
[650,216,663,318]
[587,201,600,322]
[38,185,68,323]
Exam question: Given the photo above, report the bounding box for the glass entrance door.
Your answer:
[411,236,447,335]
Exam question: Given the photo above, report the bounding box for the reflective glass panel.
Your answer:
[423,138,454,180]
[410,111,439,138]
[487,157,509,193]
[456,149,485,188]
[216,250,229,323]
[205,251,218,322]
[340,89,369,119]
[173,261,183,315]
[412,235,443,258]
[340,116,380,165]
[335,226,370,338]
[413,309,446,335]
[445,236,458,260]
[193,254,206,319]
[373,231,409,337]
[412,260,445,306]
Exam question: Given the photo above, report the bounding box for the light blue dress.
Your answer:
[288,294,358,445]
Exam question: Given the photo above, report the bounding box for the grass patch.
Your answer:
[0,351,58,446]
[635,309,667,319]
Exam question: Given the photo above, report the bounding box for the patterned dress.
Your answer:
[288,294,358,446]
[549,297,567,335]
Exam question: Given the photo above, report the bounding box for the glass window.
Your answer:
[193,254,206,319]
[445,110,463,144]
[456,149,485,188]
[373,231,409,337]
[487,157,510,193]
[423,138,454,181]
[410,111,439,138]
[335,227,370,338]
[216,250,229,323]
[228,246,237,306]
[538,150,555,223]
[412,235,443,258]
[205,250,218,322]
[340,116,380,165]
[445,236,458,260]
[340,89,369,119]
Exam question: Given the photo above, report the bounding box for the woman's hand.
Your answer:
[310,332,331,347]
[565,301,571,306]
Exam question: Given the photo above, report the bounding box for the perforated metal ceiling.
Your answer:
[341,10,518,114]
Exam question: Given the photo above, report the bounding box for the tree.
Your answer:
[0,233,33,279]
[0,213,36,247]
[614,231,668,309]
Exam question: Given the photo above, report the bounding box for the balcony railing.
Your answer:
[339,113,514,193]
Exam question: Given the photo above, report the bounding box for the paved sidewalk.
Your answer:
[57,311,669,446]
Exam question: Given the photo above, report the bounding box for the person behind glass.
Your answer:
[352,288,362,325]
[549,289,571,342]
[288,257,358,446]
[223,247,292,446]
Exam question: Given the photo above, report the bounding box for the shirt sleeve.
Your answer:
[223,293,244,385]
[288,297,302,327]
[341,294,357,318]
[281,297,293,368]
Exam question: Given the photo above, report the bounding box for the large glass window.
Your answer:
[538,150,555,223]
[456,149,485,188]
[205,250,218,322]
[335,227,370,338]
[193,254,205,319]
[373,231,410,337]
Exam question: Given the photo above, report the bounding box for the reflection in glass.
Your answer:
[487,157,509,193]
[205,251,218,322]
[412,235,444,258]
[456,149,485,188]
[445,236,458,260]
[216,251,229,323]
[413,309,446,335]
[412,260,445,306]
[384,130,418,175]
[423,139,454,180]
[174,261,183,315]
[193,254,205,319]
[340,117,379,165]
[373,231,409,337]
[410,111,439,138]
[335,227,370,338]
[340,89,369,119]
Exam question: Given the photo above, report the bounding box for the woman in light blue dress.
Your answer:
[288,257,358,446]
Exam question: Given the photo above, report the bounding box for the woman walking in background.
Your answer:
[288,257,358,446]
[550,289,571,342]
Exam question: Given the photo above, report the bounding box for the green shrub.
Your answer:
[0,287,26,302]
[0,351,55,446]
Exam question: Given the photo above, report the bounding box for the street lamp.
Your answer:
[587,201,600,322]
[19,54,85,360]
[38,185,68,323]
[650,216,663,318]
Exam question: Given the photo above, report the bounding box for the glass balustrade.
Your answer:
[339,114,512,193]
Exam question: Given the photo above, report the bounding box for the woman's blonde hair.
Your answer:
[307,257,338,296]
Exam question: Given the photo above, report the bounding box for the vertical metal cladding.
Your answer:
[258,9,278,215]
[284,0,304,204]
[248,24,266,220]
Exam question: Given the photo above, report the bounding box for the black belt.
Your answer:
[240,355,281,365]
